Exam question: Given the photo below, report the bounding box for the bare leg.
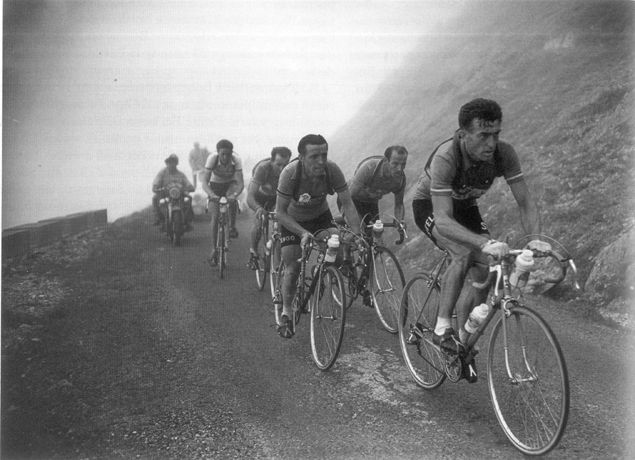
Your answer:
[208,200,220,258]
[250,214,261,253]
[281,244,302,318]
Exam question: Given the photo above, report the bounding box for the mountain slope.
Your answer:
[329,0,633,305]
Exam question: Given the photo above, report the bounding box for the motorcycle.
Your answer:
[159,182,191,246]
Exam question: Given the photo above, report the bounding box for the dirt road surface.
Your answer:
[2,210,634,459]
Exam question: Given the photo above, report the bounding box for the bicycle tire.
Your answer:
[218,222,226,279]
[255,220,268,290]
[398,273,446,389]
[269,238,282,300]
[370,246,405,333]
[310,265,346,371]
[487,305,569,455]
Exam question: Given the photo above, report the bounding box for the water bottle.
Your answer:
[265,240,272,256]
[372,220,384,239]
[509,249,534,288]
[324,234,340,263]
[465,303,490,334]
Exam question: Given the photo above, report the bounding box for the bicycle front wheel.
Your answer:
[398,273,446,389]
[310,265,346,371]
[218,223,227,279]
[370,246,405,333]
[487,305,569,456]
[255,223,268,291]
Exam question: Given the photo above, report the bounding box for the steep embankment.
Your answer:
[329,1,633,312]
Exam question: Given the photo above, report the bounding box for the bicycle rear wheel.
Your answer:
[370,246,405,333]
[398,273,446,389]
[255,222,268,291]
[487,305,569,455]
[310,265,346,371]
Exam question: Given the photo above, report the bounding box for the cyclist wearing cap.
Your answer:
[152,154,195,229]
[345,145,408,228]
[275,134,362,339]
[246,146,292,270]
[412,98,550,361]
[202,139,244,266]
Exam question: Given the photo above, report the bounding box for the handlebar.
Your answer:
[472,249,580,291]
[363,219,407,245]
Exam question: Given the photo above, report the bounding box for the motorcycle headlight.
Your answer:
[169,187,181,199]
[159,198,167,205]
[184,196,190,202]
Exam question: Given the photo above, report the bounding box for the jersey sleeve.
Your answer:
[498,142,524,185]
[329,162,348,194]
[429,153,456,197]
[233,154,243,171]
[276,163,295,199]
[352,159,376,189]
[251,162,268,186]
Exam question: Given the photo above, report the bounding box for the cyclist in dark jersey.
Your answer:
[412,99,550,357]
[246,146,291,269]
[275,134,361,338]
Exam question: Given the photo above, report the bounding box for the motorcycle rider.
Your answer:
[152,154,195,230]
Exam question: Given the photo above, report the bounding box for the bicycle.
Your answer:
[398,235,579,455]
[271,231,347,371]
[339,218,407,334]
[253,206,276,291]
[207,196,231,279]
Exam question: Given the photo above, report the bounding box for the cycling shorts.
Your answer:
[413,199,489,249]
[208,181,237,198]
[254,191,276,211]
[279,210,335,248]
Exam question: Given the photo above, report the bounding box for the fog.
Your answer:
[2,0,458,229]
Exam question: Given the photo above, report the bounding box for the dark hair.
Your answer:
[298,134,327,155]
[216,139,234,151]
[458,98,503,130]
[271,146,292,161]
[384,145,409,160]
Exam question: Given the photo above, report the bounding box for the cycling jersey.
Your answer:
[205,152,243,184]
[250,159,280,197]
[277,159,347,221]
[350,156,406,203]
[413,132,524,205]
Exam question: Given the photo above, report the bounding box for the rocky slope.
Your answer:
[328,0,634,318]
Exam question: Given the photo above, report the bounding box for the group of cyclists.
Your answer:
[152,97,551,353]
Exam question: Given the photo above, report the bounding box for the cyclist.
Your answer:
[151,154,195,229]
[202,139,245,266]
[275,134,362,338]
[246,146,292,270]
[412,98,550,355]
[346,145,408,228]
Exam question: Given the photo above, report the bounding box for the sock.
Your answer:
[434,317,452,336]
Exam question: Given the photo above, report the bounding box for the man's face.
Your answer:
[271,154,290,175]
[301,144,328,177]
[386,151,407,179]
[218,147,232,164]
[462,118,501,162]
[166,161,177,172]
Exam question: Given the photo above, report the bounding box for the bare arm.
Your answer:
[432,195,490,249]
[393,187,405,222]
[246,181,261,212]
[337,188,362,235]
[201,169,215,198]
[509,179,541,235]
[231,170,245,198]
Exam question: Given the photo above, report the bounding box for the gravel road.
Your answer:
[2,209,634,459]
